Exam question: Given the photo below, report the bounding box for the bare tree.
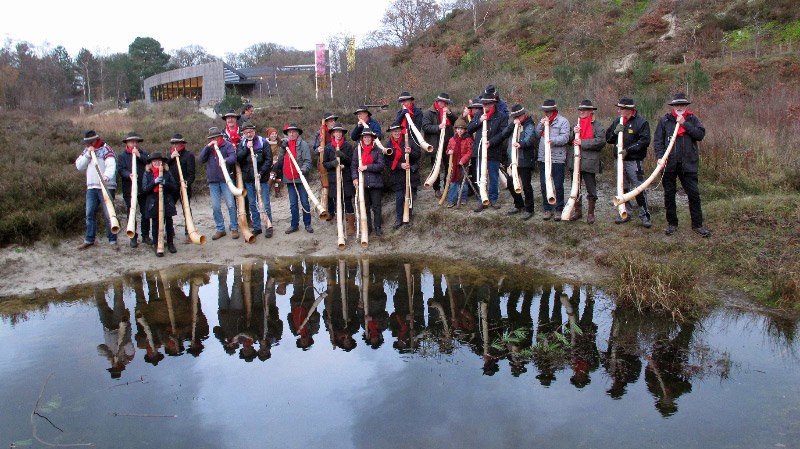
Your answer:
[441,0,490,31]
[380,0,441,46]
[170,45,217,68]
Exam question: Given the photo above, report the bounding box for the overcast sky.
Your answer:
[3,0,396,58]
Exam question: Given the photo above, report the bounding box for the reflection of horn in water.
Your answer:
[263,277,274,343]
[361,259,370,338]
[324,286,335,349]
[404,263,418,345]
[190,277,202,346]
[339,259,348,323]
[480,302,489,357]
[243,263,253,328]
[298,292,327,331]
[560,290,578,346]
[160,273,177,336]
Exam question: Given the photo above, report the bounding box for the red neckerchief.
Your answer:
[622,110,637,126]
[390,136,404,170]
[541,111,558,136]
[483,105,495,121]
[283,140,299,180]
[400,104,415,131]
[671,109,693,136]
[152,165,160,192]
[92,139,104,149]
[579,115,594,140]
[226,125,241,146]
[331,137,343,149]
[434,103,450,127]
[125,145,137,154]
[361,143,374,165]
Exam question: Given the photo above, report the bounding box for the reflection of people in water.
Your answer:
[532,284,565,386]
[187,275,211,357]
[450,276,479,348]
[256,272,283,360]
[505,285,533,377]
[602,308,643,399]
[645,322,695,416]
[95,281,135,378]
[359,260,388,349]
[565,285,600,389]
[213,266,247,356]
[285,263,321,350]
[389,263,425,353]
[134,272,166,366]
[324,260,359,351]
[478,283,503,376]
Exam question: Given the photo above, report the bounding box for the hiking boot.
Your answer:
[664,225,678,236]
[393,221,403,230]
[693,226,712,238]
[110,243,120,252]
[641,216,652,228]
[474,204,487,213]
[446,202,456,208]
[183,236,192,244]
[264,228,273,238]
[77,242,95,250]
[305,226,314,233]
[570,196,583,221]
[129,239,138,248]
[554,211,562,222]
[615,215,631,224]
[285,226,298,234]
[211,231,226,240]
[375,227,383,236]
[522,211,534,221]
[542,211,554,221]
[231,230,240,239]
[507,207,521,215]
[434,190,442,199]
[587,198,596,225]
[167,242,177,254]
[490,202,501,210]
[252,229,262,236]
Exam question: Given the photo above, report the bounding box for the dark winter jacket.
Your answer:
[198,140,237,184]
[654,112,705,173]
[421,106,458,153]
[605,113,651,161]
[384,137,421,192]
[500,116,537,169]
[350,118,383,141]
[141,169,178,220]
[466,109,509,162]
[236,136,273,183]
[167,148,195,193]
[394,105,425,152]
[117,148,149,197]
[567,117,605,173]
[351,144,385,189]
[323,140,355,198]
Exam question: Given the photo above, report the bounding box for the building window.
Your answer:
[151,76,203,102]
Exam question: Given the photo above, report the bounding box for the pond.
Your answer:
[1,256,798,449]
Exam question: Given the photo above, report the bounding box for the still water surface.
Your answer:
[1,257,798,449]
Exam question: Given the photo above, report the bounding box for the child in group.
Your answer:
[445,119,474,207]
[384,124,420,229]
[142,152,179,256]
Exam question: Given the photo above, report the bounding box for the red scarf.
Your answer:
[125,145,137,154]
[226,125,241,146]
[390,137,404,170]
[579,115,594,140]
[361,143,374,165]
[331,137,343,149]
[92,139,104,149]
[434,103,450,127]
[622,110,637,126]
[541,111,558,136]
[282,140,299,180]
[367,319,379,338]
[671,109,693,136]
[483,105,495,121]
[400,105,415,131]
[152,165,160,193]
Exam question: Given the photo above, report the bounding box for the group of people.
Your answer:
[75,85,711,254]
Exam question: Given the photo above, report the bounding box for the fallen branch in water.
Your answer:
[107,376,148,389]
[31,373,95,447]
[110,412,177,418]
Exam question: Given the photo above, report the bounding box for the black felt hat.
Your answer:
[148,152,170,163]
[222,109,240,119]
[668,92,691,106]
[397,91,414,102]
[331,122,347,133]
[241,121,257,130]
[122,132,144,142]
[359,128,377,137]
[283,123,303,135]
[616,97,636,109]
[82,130,100,143]
[322,112,339,121]
[540,99,558,111]
[436,92,452,103]
[170,133,187,143]
[577,99,598,110]
[353,105,372,116]
[509,103,527,118]
[206,127,223,139]
[386,123,402,132]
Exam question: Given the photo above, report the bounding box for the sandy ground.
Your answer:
[0,183,616,299]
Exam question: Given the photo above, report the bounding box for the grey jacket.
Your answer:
[535,114,571,164]
[567,118,605,174]
[272,137,311,184]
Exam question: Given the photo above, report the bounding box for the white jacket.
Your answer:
[75,144,117,189]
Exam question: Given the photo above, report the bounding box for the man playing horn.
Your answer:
[535,99,571,220]
[352,129,385,236]
[394,91,424,152]
[323,123,356,235]
[199,127,240,240]
[466,92,509,212]
[463,97,484,197]
[118,132,150,247]
[500,104,538,220]
[272,124,314,234]
[222,109,242,147]
[570,100,606,224]
[142,152,178,256]
[605,97,652,228]
[421,92,458,198]
[655,93,710,238]
[350,106,382,142]
[236,122,274,238]
[75,130,118,251]
[167,133,196,243]
[385,123,421,229]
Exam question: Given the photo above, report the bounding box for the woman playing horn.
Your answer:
[198,127,240,240]
[272,123,315,234]
[323,123,356,236]
[535,99,571,220]
[568,100,606,224]
[167,133,199,243]
[352,128,385,237]
[142,152,178,256]
[385,124,420,230]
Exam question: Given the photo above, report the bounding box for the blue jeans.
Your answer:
[85,188,117,244]
[447,180,468,204]
[287,182,311,228]
[539,162,565,212]
[394,188,416,224]
[488,160,500,204]
[245,182,273,231]
[208,182,238,232]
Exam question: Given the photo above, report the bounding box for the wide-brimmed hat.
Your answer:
[222,109,240,119]
[170,133,187,144]
[616,97,636,109]
[454,118,468,129]
[322,112,339,121]
[510,103,527,118]
[668,92,691,106]
[148,152,169,163]
[386,123,402,132]
[483,85,498,97]
[436,92,452,103]
[469,97,483,109]
[241,121,257,130]
[540,99,558,111]
[283,123,303,135]
[353,105,372,116]
[331,122,347,133]
[206,127,224,139]
[577,99,598,110]
[360,128,377,137]
[480,93,498,104]
[82,130,100,143]
[397,91,414,102]
[122,132,144,143]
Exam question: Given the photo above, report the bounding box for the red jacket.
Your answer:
[447,135,473,182]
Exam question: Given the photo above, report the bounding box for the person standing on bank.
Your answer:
[654,93,710,238]
[167,133,196,244]
[141,152,178,256]
[198,127,240,240]
[394,91,424,152]
[421,92,458,198]
[75,130,118,251]
[117,132,150,247]
[272,124,314,234]
[385,123,420,229]
[236,122,274,238]
[570,100,606,224]
[351,106,383,142]
[444,118,473,207]
[265,127,283,198]
[466,92,509,212]
[352,129,385,236]
[313,112,339,218]
[500,104,538,220]
[535,99,571,220]
[238,104,255,127]
[222,110,242,147]
[605,97,652,228]
[323,123,357,236]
